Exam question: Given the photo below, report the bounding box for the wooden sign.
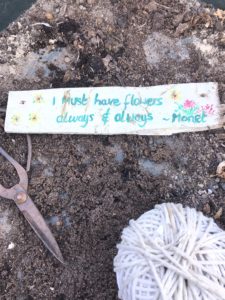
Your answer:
[5,82,223,135]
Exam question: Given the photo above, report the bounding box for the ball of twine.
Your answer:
[114,203,225,300]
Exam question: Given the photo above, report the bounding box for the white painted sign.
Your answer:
[5,82,223,135]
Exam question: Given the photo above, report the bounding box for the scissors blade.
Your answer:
[16,193,65,264]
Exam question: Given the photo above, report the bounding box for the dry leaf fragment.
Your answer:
[216,161,225,179]
[214,207,223,220]
[191,13,213,28]
[214,9,225,24]
[63,70,73,83]
[203,203,211,215]
[175,22,190,35]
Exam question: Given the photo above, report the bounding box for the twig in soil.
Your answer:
[76,51,80,63]
[32,22,52,28]
[112,35,123,43]
[26,135,32,172]
[155,2,170,9]
[137,22,147,30]
[155,1,179,12]
[61,4,68,16]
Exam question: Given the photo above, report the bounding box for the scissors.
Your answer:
[0,147,64,264]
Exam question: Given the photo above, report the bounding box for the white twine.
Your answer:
[114,203,225,300]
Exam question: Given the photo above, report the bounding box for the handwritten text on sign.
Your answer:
[5,83,222,135]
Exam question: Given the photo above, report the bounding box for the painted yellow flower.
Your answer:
[11,114,21,125]
[29,113,40,124]
[170,90,182,101]
[33,94,44,104]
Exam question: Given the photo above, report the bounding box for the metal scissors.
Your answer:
[0,147,64,264]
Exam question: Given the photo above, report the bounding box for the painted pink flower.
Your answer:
[183,99,196,109]
[200,104,215,116]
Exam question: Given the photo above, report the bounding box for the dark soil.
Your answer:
[0,0,225,299]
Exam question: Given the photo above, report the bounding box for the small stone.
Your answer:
[64,57,71,63]
[144,1,157,12]
[56,221,62,226]
[79,5,86,10]
[50,287,54,291]
[102,54,112,71]
[29,285,35,290]
[45,12,54,21]
[17,22,22,30]
[207,189,213,194]
[87,0,95,4]
[198,183,204,188]
[198,190,205,195]
[49,39,57,45]
[7,242,15,250]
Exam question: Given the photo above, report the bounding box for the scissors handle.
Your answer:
[0,147,64,264]
[0,184,16,200]
[14,185,64,264]
[0,147,28,191]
